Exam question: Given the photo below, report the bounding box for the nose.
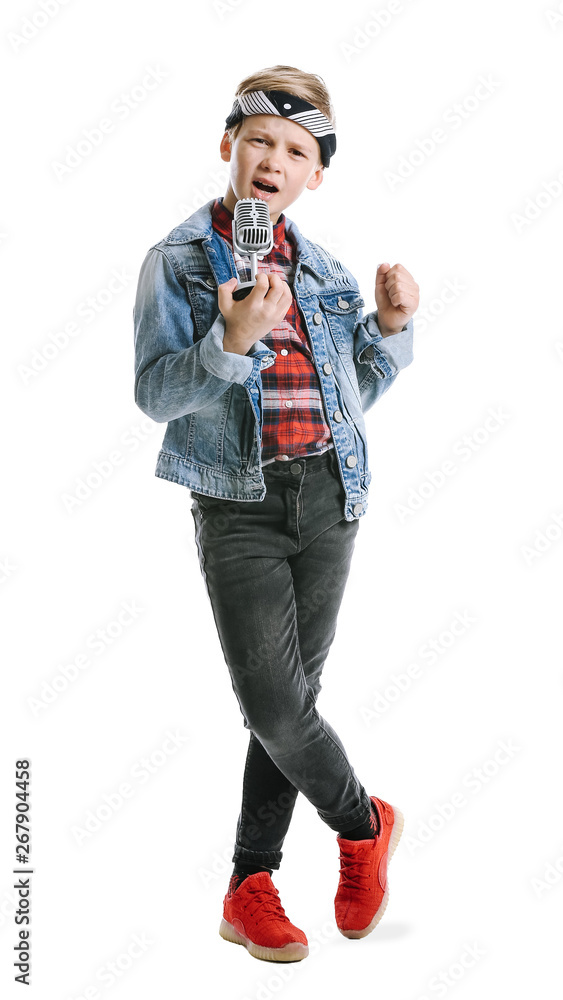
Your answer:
[260,148,281,172]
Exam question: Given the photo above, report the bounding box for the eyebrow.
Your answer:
[248,129,312,153]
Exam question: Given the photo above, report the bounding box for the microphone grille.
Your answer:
[233,198,273,254]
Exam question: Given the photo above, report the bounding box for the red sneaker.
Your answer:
[335,796,404,939]
[219,871,309,962]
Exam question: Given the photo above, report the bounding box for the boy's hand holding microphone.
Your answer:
[219,273,292,356]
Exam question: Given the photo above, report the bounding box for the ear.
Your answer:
[306,165,324,191]
[220,131,232,163]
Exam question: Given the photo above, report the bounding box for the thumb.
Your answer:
[375,263,391,302]
[218,276,237,297]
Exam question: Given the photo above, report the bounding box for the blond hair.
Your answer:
[225,65,335,167]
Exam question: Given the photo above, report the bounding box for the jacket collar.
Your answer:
[162,198,335,279]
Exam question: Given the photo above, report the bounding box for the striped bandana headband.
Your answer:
[225,89,336,168]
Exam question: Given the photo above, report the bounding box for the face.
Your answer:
[219,113,324,223]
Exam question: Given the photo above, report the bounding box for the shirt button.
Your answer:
[290,463,302,475]
[353,503,364,515]
[277,454,289,461]
[284,400,292,407]
[313,312,322,325]
[338,297,350,309]
[333,410,343,422]
[322,362,332,375]
[280,349,288,356]
[346,455,357,468]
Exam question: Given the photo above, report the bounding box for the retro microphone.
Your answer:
[231,198,274,300]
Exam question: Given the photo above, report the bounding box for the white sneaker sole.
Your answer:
[219,917,309,962]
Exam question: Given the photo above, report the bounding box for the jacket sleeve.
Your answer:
[133,247,274,423]
[352,308,414,413]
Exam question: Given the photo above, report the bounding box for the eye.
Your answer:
[250,138,304,156]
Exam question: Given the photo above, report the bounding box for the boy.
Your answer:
[133,65,419,964]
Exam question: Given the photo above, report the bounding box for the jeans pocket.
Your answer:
[190,490,226,512]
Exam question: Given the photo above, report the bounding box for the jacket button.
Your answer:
[338,297,350,309]
[333,410,343,422]
[322,362,332,375]
[353,503,364,515]
[206,277,216,287]
[298,272,303,282]
[346,455,357,468]
[313,312,322,324]
[365,346,375,361]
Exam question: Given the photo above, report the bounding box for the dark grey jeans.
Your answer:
[190,448,372,870]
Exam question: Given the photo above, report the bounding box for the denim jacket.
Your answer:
[133,198,414,520]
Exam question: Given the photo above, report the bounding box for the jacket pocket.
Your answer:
[318,290,365,354]
[183,272,219,342]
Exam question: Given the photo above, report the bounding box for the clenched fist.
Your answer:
[218,272,293,356]
[375,262,419,336]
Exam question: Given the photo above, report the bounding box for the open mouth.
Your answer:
[252,179,278,200]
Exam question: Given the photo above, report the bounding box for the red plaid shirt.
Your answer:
[211,197,334,466]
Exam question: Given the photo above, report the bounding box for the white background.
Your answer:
[2,0,562,996]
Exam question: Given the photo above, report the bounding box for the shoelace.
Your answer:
[245,883,290,926]
[338,851,373,891]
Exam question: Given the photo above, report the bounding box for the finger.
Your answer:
[377,263,410,283]
[249,272,269,299]
[385,264,411,283]
[385,278,416,304]
[376,262,391,286]
[385,281,409,307]
[217,277,237,308]
[265,271,283,290]
[264,273,288,302]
